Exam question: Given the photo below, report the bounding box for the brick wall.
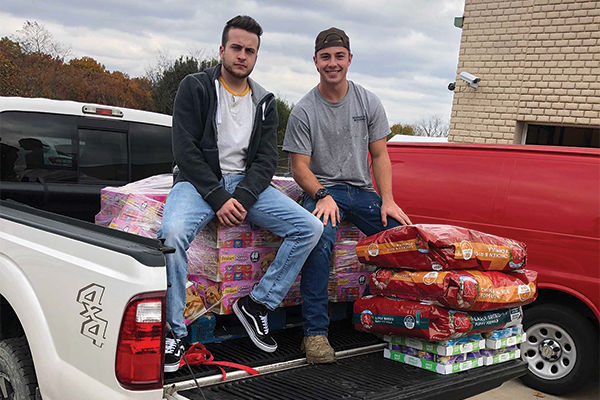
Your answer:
[449,0,600,144]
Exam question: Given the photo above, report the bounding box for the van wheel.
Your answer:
[0,337,39,400]
[520,303,598,395]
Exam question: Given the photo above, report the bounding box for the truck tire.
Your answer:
[520,303,598,395]
[0,337,38,400]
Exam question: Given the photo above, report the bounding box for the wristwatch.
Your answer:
[314,188,330,201]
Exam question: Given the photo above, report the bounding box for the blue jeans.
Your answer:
[159,175,323,338]
[301,184,401,337]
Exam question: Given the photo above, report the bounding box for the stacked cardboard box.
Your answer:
[328,223,371,302]
[382,325,526,374]
[98,176,368,320]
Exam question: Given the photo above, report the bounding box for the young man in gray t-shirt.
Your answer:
[283,27,412,364]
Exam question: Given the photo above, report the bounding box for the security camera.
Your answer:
[448,82,456,91]
[459,72,480,89]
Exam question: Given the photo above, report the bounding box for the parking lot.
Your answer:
[469,377,599,400]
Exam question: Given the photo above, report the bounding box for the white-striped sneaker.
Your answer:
[233,295,277,353]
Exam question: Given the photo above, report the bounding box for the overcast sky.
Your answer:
[0,0,465,125]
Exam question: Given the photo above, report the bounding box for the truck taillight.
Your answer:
[115,292,165,390]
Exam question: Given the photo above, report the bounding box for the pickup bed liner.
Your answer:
[168,321,527,399]
[179,352,526,400]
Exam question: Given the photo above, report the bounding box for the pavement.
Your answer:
[468,378,599,400]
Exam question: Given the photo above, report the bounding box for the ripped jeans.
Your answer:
[300,184,401,337]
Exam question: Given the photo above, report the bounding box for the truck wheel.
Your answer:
[520,303,598,395]
[0,337,38,400]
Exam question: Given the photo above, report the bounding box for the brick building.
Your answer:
[449,0,600,147]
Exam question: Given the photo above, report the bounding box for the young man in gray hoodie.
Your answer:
[160,15,322,372]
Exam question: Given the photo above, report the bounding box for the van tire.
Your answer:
[0,337,38,400]
[520,303,597,395]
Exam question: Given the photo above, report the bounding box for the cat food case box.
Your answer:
[328,272,370,302]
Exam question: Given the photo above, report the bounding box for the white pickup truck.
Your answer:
[0,97,527,400]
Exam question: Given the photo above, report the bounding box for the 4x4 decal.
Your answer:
[77,283,108,348]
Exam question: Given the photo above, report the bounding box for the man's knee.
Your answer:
[306,216,324,245]
[160,218,191,245]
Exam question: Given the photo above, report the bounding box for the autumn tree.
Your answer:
[0,38,23,96]
[1,21,154,110]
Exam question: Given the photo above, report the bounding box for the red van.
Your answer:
[388,142,599,395]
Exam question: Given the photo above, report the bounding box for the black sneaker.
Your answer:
[233,295,277,352]
[164,335,185,373]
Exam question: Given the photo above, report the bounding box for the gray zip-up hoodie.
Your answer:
[172,64,278,212]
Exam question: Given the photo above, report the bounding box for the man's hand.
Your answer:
[313,195,340,227]
[216,198,247,227]
[381,200,412,227]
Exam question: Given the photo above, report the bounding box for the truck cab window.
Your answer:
[0,111,77,183]
[129,122,173,180]
[78,128,128,183]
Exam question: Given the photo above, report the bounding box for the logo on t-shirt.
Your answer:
[352,115,366,122]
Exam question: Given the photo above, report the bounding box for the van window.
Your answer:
[130,122,172,180]
[526,124,599,148]
[0,111,78,183]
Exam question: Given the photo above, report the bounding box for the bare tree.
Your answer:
[14,20,71,60]
[413,115,449,137]
[144,50,174,86]
[144,48,218,86]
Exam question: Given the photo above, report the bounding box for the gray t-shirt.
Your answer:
[283,81,390,189]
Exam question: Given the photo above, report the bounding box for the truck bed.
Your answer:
[167,321,527,400]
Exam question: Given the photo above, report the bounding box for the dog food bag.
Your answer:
[354,295,523,341]
[370,268,537,311]
[356,224,526,271]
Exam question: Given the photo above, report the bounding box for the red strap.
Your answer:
[179,343,259,381]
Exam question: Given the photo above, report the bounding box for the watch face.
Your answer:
[316,188,328,200]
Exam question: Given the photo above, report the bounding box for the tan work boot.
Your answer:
[301,335,336,364]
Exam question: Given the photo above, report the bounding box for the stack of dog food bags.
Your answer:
[352,224,536,374]
[328,223,371,302]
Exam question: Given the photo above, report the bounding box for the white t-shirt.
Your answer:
[216,79,254,174]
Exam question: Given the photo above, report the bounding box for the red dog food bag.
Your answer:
[370,268,537,311]
[355,224,526,271]
[353,296,523,341]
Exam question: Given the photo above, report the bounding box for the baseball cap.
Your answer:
[315,27,350,54]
